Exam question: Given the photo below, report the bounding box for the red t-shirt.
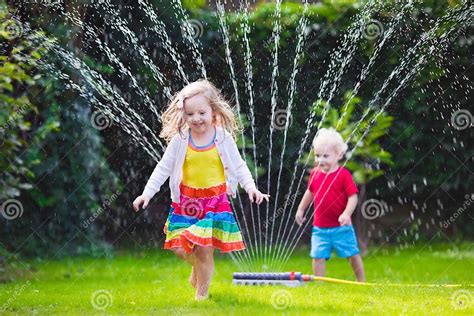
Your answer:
[307,166,359,228]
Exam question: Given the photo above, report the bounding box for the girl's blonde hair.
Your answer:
[312,128,348,154]
[159,79,241,143]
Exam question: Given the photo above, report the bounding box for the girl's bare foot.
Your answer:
[189,267,197,288]
[195,294,208,301]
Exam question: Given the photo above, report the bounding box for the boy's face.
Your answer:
[314,145,343,172]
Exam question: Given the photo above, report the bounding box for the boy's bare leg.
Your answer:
[348,254,365,282]
[312,258,326,277]
[194,246,214,300]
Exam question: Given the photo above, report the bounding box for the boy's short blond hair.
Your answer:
[312,128,348,154]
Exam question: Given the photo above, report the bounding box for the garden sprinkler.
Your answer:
[233,272,314,287]
[232,272,368,287]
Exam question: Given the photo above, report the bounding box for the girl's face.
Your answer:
[314,145,343,173]
[183,93,214,135]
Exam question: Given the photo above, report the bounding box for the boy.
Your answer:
[295,128,365,282]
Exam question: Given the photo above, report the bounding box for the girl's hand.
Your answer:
[247,188,270,205]
[295,211,306,226]
[338,213,351,226]
[132,195,150,212]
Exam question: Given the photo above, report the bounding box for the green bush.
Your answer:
[1,7,121,258]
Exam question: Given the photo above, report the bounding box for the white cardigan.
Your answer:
[142,127,257,203]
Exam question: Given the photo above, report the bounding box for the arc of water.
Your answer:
[264,0,282,267]
[91,0,173,100]
[216,0,258,268]
[59,70,160,161]
[239,0,262,263]
[228,199,254,271]
[275,2,472,268]
[137,0,189,84]
[229,251,252,272]
[269,0,310,268]
[59,10,165,135]
[46,44,162,161]
[272,1,436,268]
[170,0,207,79]
[275,2,421,256]
[312,0,382,131]
[343,1,473,150]
[275,9,464,268]
[271,0,380,266]
[279,54,441,267]
[336,1,416,129]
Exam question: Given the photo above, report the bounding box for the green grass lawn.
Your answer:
[1,243,473,315]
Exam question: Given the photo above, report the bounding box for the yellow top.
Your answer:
[181,144,226,188]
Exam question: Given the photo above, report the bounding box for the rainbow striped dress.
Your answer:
[163,131,246,254]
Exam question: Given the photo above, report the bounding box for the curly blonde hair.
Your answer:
[312,128,348,154]
[159,79,241,143]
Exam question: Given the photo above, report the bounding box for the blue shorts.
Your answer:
[310,225,360,260]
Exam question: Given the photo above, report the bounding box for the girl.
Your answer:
[132,79,269,300]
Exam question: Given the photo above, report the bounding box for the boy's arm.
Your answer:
[297,189,314,212]
[338,194,358,226]
[295,189,314,225]
[343,194,358,216]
